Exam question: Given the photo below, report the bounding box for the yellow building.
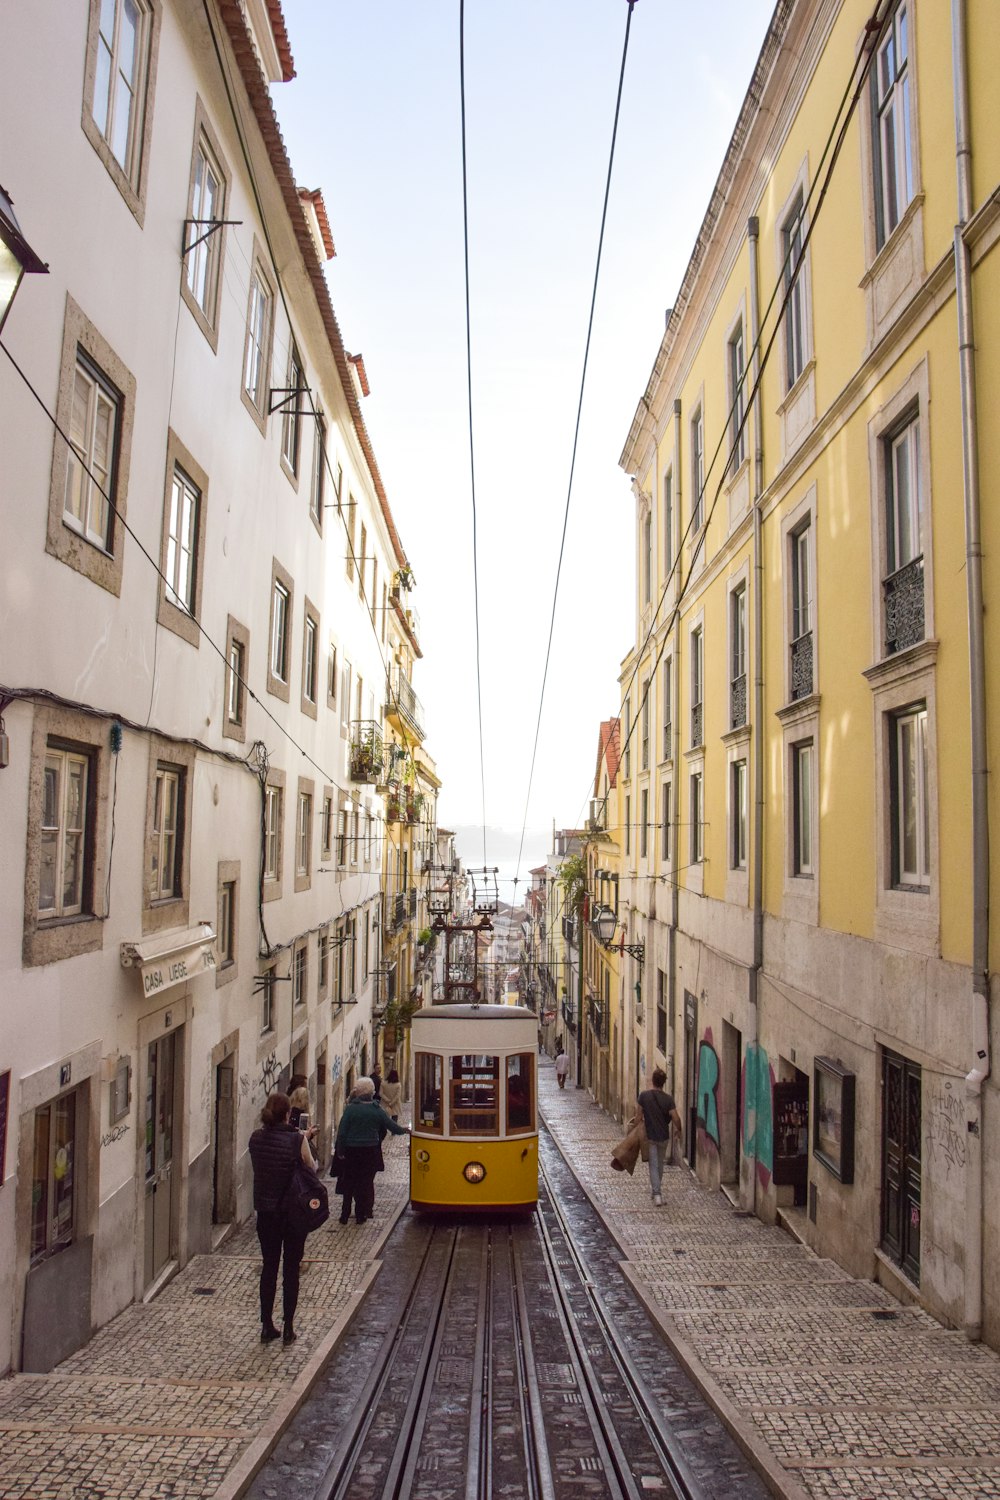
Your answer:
[583,720,626,1119]
[618,0,999,1344]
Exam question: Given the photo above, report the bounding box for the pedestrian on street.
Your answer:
[636,1068,682,1206]
[334,1078,408,1225]
[380,1068,402,1121]
[248,1092,318,1345]
[369,1065,383,1102]
[555,1048,569,1089]
[288,1075,311,1129]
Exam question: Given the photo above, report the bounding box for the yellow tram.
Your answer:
[409,1003,538,1213]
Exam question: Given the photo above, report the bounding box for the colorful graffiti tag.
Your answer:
[697,1033,720,1149]
[742,1042,774,1187]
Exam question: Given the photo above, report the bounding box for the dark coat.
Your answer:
[248,1124,301,1213]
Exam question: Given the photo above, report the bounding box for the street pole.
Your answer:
[576,904,584,1089]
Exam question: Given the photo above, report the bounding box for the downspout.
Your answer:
[748,215,765,1216]
[952,0,990,1344]
[667,398,683,1105]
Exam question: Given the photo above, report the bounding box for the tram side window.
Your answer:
[450,1054,498,1135]
[506,1053,534,1133]
[416,1053,442,1133]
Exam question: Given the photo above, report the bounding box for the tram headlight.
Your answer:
[463,1161,487,1185]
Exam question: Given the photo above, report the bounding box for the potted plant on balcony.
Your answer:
[351,727,380,782]
[385,784,401,822]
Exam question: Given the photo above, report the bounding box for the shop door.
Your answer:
[144,1032,177,1287]
[882,1051,921,1282]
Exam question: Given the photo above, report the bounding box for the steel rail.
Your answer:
[537,1135,708,1500]
[465,1227,493,1500]
[507,1226,556,1500]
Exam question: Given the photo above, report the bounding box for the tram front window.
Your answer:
[416,1053,442,1132]
[450,1055,498,1135]
[506,1053,534,1132]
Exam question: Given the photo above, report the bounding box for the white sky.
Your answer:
[275,0,775,872]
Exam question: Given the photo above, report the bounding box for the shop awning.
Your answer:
[120,923,217,998]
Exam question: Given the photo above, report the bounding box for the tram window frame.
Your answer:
[415,1053,443,1133]
[505,1053,535,1134]
[449,1054,499,1136]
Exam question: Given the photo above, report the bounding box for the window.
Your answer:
[662,657,673,760]
[302,603,319,715]
[327,641,338,710]
[691,408,705,531]
[790,523,813,699]
[281,344,303,478]
[623,699,631,779]
[625,794,631,857]
[264,784,282,884]
[884,416,923,654]
[782,193,806,390]
[241,246,274,430]
[340,659,352,737]
[691,627,704,748]
[336,803,347,868]
[690,772,704,864]
[182,110,229,342]
[642,511,652,606]
[151,765,182,900]
[873,2,913,249]
[729,322,747,470]
[47,298,136,595]
[641,678,650,771]
[450,1055,499,1135]
[640,788,648,859]
[260,966,276,1036]
[31,1094,78,1264]
[83,0,157,213]
[296,790,312,876]
[358,523,367,599]
[318,927,330,995]
[351,806,359,866]
[732,759,748,870]
[39,748,90,919]
[293,942,307,1007]
[505,1054,534,1133]
[892,706,929,887]
[165,466,199,613]
[218,879,235,967]
[64,351,119,552]
[663,469,674,575]
[321,793,334,861]
[792,741,814,877]
[416,1053,443,1133]
[661,782,671,862]
[346,495,356,579]
[310,414,325,524]
[731,584,747,729]
[656,970,668,1054]
[267,560,294,701]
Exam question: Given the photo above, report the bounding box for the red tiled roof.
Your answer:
[347,352,370,396]
[265,0,296,81]
[298,187,335,259]
[218,0,406,566]
[595,718,621,795]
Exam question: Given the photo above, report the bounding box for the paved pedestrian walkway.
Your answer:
[0,1133,412,1500]
[539,1059,1000,1500]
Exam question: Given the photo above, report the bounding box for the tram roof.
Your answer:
[412,1003,535,1022]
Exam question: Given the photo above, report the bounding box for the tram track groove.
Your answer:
[508,1227,556,1500]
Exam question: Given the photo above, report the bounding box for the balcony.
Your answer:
[350,720,384,783]
[387,670,424,739]
[883,556,924,656]
[385,783,425,825]
[730,674,747,730]
[790,631,813,701]
[588,797,606,833]
[690,702,703,749]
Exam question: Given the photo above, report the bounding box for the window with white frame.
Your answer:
[790,522,813,700]
[625,794,631,857]
[243,261,272,416]
[662,656,673,760]
[89,0,152,187]
[782,193,807,390]
[691,409,705,532]
[883,415,924,654]
[642,511,652,606]
[151,765,182,900]
[327,641,338,709]
[303,610,318,707]
[165,465,199,613]
[218,879,235,968]
[227,636,244,727]
[640,788,649,859]
[641,677,650,771]
[731,584,747,729]
[296,790,312,876]
[792,741,814,877]
[271,578,290,685]
[690,627,704,748]
[663,468,674,575]
[336,803,347,868]
[892,705,929,887]
[39,747,90,919]
[185,133,225,324]
[281,344,303,477]
[322,793,333,860]
[690,771,704,864]
[732,758,748,870]
[622,699,631,779]
[264,784,282,883]
[661,781,671,861]
[293,942,306,1007]
[729,322,747,470]
[873,1,914,249]
[64,351,119,551]
[310,414,325,524]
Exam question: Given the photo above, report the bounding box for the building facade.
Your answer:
[0,0,434,1372]
[618,0,999,1343]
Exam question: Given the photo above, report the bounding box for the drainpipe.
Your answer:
[952,0,990,1345]
[668,399,683,1102]
[748,215,765,1217]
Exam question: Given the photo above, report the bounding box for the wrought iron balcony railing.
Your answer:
[349,720,384,782]
[790,631,813,701]
[883,556,924,656]
[730,673,747,729]
[387,670,424,739]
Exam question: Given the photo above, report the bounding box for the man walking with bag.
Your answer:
[637,1068,682,1206]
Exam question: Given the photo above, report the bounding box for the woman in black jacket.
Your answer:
[334,1077,408,1224]
[248,1092,316,1344]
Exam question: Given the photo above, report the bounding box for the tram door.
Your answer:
[144,1032,177,1288]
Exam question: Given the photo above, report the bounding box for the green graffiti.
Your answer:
[743,1043,773,1180]
[697,1041,720,1146]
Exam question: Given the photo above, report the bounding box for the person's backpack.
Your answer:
[282,1158,330,1233]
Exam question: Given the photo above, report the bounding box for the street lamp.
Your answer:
[0,185,48,335]
[590,901,645,964]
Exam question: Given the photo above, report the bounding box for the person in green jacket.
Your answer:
[334,1077,408,1224]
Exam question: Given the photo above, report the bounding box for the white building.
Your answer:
[0,0,427,1371]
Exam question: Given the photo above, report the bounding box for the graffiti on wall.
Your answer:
[742,1043,775,1188]
[100,1123,130,1149]
[697,1031,720,1150]
[925,1078,966,1178]
[258,1051,281,1098]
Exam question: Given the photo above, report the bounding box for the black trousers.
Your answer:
[256,1210,307,1327]
[338,1144,380,1222]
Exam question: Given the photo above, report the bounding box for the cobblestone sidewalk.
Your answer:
[539,1062,1000,1500]
[0,1132,411,1500]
